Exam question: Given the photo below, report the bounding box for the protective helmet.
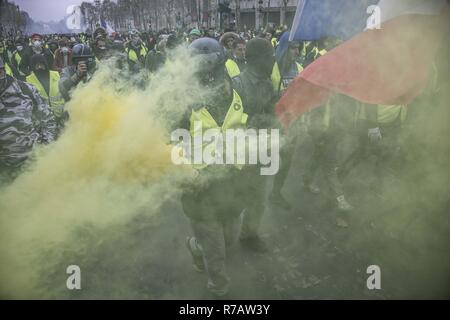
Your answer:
[189,38,225,64]
[189,38,226,86]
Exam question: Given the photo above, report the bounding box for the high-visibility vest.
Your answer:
[26,71,65,117]
[225,59,241,79]
[377,105,407,124]
[301,41,311,58]
[271,38,278,48]
[125,46,148,64]
[4,62,13,76]
[271,61,303,94]
[13,51,27,77]
[14,51,22,66]
[189,90,247,169]
[355,103,407,125]
[310,47,327,61]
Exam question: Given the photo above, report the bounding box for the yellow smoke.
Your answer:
[0,48,201,298]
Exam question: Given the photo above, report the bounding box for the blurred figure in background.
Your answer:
[53,37,72,73]
[225,38,246,79]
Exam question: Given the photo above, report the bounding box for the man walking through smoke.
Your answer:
[177,37,250,297]
[0,0,449,302]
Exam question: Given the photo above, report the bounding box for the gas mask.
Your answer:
[194,53,225,88]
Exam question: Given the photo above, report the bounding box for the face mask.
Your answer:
[17,46,23,51]
[33,41,43,52]
[35,69,47,78]
[251,55,275,78]
[61,47,69,54]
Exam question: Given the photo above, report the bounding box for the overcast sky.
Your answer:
[12,0,93,23]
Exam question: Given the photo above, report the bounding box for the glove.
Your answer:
[368,127,382,142]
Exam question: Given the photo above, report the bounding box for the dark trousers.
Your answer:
[240,166,269,240]
[303,129,344,197]
[339,122,403,184]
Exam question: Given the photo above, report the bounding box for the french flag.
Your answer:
[276,0,449,128]
[100,18,116,36]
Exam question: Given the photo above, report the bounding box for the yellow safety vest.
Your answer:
[26,71,65,117]
[271,61,303,93]
[225,59,241,79]
[311,47,327,60]
[14,52,22,66]
[14,51,27,77]
[301,41,311,59]
[271,38,278,48]
[125,46,148,64]
[5,62,13,76]
[189,90,247,169]
[355,103,407,125]
[377,105,407,124]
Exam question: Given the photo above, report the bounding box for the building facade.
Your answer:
[80,0,300,33]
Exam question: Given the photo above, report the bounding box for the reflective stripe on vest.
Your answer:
[14,52,22,65]
[271,62,303,93]
[26,71,65,117]
[14,52,26,76]
[189,90,247,169]
[5,62,13,76]
[225,59,240,79]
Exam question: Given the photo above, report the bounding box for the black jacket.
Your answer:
[232,67,278,129]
